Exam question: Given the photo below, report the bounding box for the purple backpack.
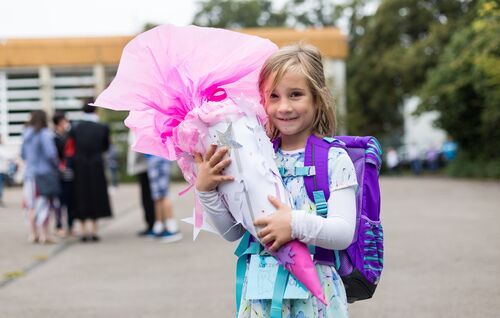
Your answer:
[274,135,384,303]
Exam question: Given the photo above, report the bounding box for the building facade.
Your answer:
[0,28,348,151]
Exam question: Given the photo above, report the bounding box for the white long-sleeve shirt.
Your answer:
[197,147,357,250]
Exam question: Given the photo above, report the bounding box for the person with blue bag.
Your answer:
[21,110,60,244]
[196,44,363,318]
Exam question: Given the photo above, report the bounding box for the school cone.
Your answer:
[92,24,327,305]
[202,113,327,305]
[269,240,327,305]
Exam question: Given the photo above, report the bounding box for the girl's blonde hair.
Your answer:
[258,43,336,140]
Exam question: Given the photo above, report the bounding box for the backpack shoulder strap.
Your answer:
[271,138,280,152]
[304,135,346,216]
[273,135,344,216]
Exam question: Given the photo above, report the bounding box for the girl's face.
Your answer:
[264,70,315,148]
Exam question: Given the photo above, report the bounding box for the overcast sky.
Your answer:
[0,0,198,38]
[0,0,379,39]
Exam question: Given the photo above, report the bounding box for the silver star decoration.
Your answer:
[216,122,243,149]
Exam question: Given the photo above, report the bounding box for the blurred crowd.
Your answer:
[0,134,19,206]
[4,99,182,245]
[385,138,458,175]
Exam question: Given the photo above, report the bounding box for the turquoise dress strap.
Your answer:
[234,232,292,318]
[234,232,261,314]
[270,265,290,318]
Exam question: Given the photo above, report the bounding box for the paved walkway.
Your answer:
[0,177,499,317]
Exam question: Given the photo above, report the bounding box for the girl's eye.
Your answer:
[269,93,279,99]
[290,91,303,98]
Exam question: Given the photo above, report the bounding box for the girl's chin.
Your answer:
[279,129,304,138]
[276,126,297,134]
[276,120,298,129]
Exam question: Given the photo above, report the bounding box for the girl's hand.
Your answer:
[254,196,292,252]
[194,144,235,192]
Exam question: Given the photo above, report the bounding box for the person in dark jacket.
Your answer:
[52,112,74,237]
[71,101,112,242]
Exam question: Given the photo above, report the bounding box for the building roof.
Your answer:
[242,27,347,58]
[0,27,347,67]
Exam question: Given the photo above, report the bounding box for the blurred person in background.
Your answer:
[4,154,19,187]
[425,145,440,172]
[106,143,119,192]
[442,137,458,163]
[127,132,156,236]
[71,100,113,242]
[21,110,60,244]
[0,134,12,207]
[408,142,423,176]
[146,155,182,242]
[52,112,75,237]
[386,147,400,175]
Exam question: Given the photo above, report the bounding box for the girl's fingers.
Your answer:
[260,234,274,245]
[212,158,231,174]
[268,195,282,209]
[254,217,270,227]
[194,153,203,164]
[204,144,218,162]
[257,227,271,239]
[209,147,228,167]
[269,241,281,252]
[216,175,234,183]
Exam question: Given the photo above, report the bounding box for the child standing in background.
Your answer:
[146,155,182,243]
[195,44,358,317]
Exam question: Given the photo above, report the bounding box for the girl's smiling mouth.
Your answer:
[276,117,298,121]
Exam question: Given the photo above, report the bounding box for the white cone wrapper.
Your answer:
[204,115,292,238]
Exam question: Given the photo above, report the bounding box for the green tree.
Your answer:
[192,0,347,28]
[192,0,286,28]
[418,1,500,161]
[346,0,476,142]
[192,0,477,145]
[191,0,492,169]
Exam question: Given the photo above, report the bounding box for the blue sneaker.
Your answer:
[157,230,183,243]
[137,229,156,237]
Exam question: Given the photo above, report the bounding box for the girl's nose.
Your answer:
[277,100,292,113]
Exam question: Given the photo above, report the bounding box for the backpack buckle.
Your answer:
[278,166,316,177]
[313,190,328,217]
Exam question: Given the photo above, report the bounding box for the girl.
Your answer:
[21,110,60,244]
[195,44,358,318]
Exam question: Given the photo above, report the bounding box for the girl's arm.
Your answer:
[196,190,245,241]
[41,130,59,168]
[291,149,357,250]
[20,128,31,160]
[21,140,27,160]
[256,186,356,251]
[195,144,243,241]
[256,149,357,251]
[290,185,356,250]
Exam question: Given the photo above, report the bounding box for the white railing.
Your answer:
[0,65,118,146]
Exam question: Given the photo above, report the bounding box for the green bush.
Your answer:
[445,152,500,179]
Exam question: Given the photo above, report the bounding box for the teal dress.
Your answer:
[237,147,358,318]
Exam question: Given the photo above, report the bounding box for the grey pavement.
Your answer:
[1,177,499,318]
